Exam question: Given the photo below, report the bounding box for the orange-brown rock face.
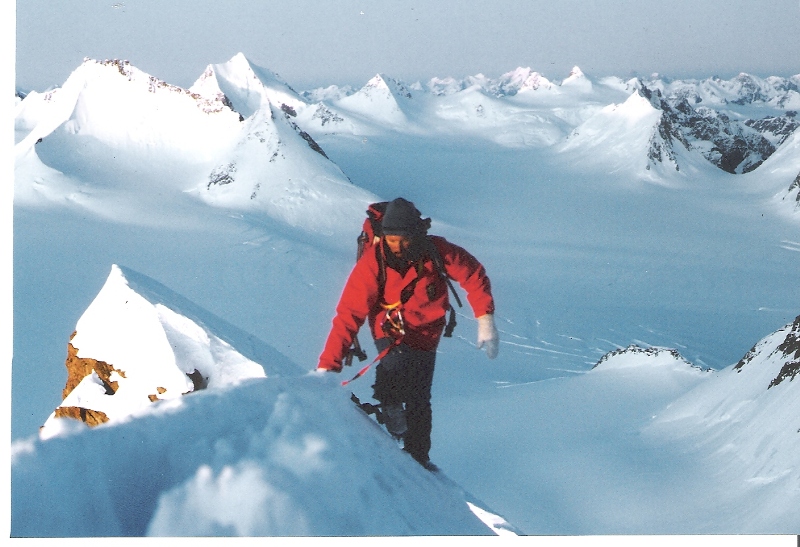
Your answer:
[58,331,128,427]
[63,331,127,400]
[53,332,207,428]
[148,387,167,402]
[53,406,109,426]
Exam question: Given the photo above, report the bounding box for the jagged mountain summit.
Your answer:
[557,89,680,175]
[636,84,791,174]
[643,72,800,111]
[14,266,519,537]
[190,52,306,119]
[14,54,800,193]
[14,55,376,234]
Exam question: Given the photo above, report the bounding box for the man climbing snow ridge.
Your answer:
[317,197,499,469]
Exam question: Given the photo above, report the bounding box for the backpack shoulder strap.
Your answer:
[376,241,387,300]
[426,237,463,308]
[425,237,462,338]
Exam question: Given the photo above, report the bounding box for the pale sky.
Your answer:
[12,1,800,93]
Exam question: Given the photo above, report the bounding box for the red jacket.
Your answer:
[318,236,495,371]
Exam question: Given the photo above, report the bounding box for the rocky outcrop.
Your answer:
[733,314,800,389]
[53,406,109,426]
[788,172,800,205]
[639,84,779,174]
[63,331,125,400]
[767,316,800,388]
[54,331,206,428]
[745,111,799,147]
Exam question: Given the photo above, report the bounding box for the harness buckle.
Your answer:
[380,301,405,338]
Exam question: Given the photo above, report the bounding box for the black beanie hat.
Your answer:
[382,198,429,236]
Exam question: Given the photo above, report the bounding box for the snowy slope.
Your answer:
[557,89,678,175]
[432,84,568,147]
[13,266,517,537]
[761,128,800,218]
[644,317,800,532]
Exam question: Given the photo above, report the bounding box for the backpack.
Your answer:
[343,202,463,367]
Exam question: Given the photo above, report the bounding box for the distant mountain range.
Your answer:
[15,54,800,216]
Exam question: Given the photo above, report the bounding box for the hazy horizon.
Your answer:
[13,0,800,93]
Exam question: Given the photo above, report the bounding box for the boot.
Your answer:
[382,403,407,439]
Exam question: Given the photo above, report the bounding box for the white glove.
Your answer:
[476,314,499,359]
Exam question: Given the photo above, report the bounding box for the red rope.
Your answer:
[341,339,400,386]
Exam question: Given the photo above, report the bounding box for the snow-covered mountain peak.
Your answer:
[364,73,391,91]
[557,87,675,176]
[491,67,557,96]
[560,66,593,92]
[15,58,240,156]
[333,73,414,126]
[39,264,295,440]
[71,58,235,117]
[592,345,710,375]
[196,99,377,233]
[364,73,413,99]
[301,84,355,102]
[190,52,306,120]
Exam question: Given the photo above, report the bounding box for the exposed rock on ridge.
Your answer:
[53,333,205,428]
[638,84,778,174]
[592,344,710,373]
[767,315,800,388]
[62,332,125,400]
[734,314,800,389]
[787,172,800,206]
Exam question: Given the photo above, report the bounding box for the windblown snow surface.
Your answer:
[11,54,800,538]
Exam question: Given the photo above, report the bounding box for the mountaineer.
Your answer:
[317,197,499,468]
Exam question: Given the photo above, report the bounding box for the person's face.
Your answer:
[385,235,412,258]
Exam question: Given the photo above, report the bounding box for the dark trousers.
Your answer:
[372,339,436,464]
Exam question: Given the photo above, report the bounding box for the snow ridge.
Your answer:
[593,344,710,374]
[645,315,800,531]
[16,265,518,537]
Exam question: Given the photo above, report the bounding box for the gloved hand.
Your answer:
[476,314,499,359]
[317,360,342,373]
